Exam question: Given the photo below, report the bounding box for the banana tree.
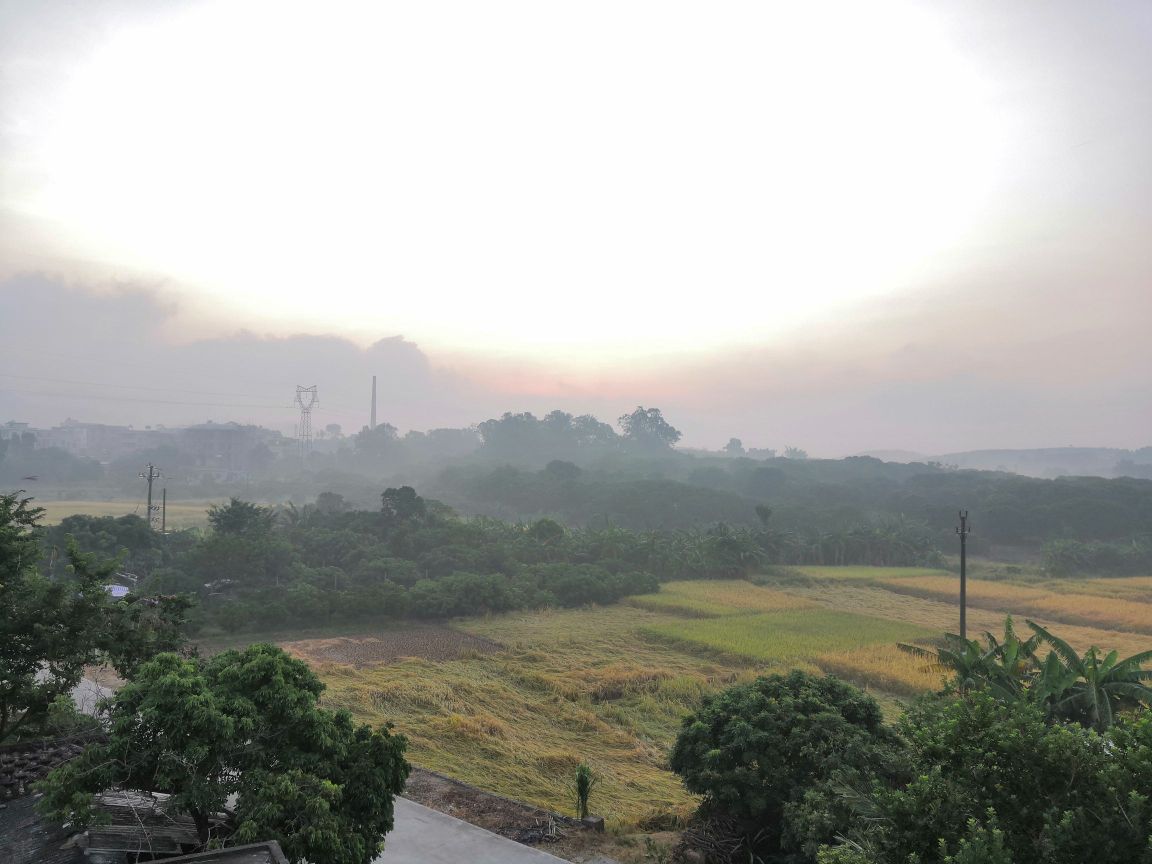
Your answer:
[1027,620,1152,730]
[898,617,1039,700]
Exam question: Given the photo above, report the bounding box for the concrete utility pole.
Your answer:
[161,486,167,534]
[957,510,971,640]
[139,463,161,531]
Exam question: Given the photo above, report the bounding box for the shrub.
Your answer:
[670,670,896,858]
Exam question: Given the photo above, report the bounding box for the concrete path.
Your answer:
[376,798,570,864]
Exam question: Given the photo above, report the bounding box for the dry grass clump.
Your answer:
[627,580,817,618]
[880,576,1152,635]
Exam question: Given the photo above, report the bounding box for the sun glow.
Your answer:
[15,1,1007,358]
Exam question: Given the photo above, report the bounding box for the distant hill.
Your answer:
[858,447,1152,480]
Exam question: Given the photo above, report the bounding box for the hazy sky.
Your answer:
[1,1,1150,452]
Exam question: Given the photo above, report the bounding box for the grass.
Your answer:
[627,580,817,617]
[879,576,1152,636]
[37,499,219,529]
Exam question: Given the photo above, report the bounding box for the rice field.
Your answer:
[627,580,817,617]
[879,576,1152,636]
[272,567,1152,828]
[643,609,936,663]
[792,565,953,581]
[816,643,947,697]
[37,499,218,529]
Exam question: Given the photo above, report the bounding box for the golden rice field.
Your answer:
[284,569,1152,827]
[37,499,218,529]
[879,575,1152,636]
[792,565,954,581]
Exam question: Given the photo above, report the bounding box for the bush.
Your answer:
[829,691,1152,864]
[670,670,896,858]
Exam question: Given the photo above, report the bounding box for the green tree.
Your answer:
[617,406,682,449]
[381,485,426,527]
[828,691,1152,864]
[670,670,896,858]
[38,644,409,864]
[0,494,112,742]
[207,497,277,536]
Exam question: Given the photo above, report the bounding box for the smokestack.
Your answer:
[371,375,377,430]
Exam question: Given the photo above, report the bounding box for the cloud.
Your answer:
[0,274,484,434]
[2,261,1149,456]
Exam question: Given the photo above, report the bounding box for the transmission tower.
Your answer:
[294,385,319,459]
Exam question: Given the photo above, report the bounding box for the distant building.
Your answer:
[178,422,286,481]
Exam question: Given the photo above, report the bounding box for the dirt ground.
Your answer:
[404,767,677,864]
[281,625,501,666]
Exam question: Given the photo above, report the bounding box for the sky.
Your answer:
[1,1,1150,454]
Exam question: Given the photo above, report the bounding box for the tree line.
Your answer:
[36,489,941,635]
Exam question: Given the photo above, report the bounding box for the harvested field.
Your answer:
[283,626,500,667]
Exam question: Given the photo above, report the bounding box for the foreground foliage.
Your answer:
[38,644,409,864]
[900,617,1152,730]
[0,492,187,743]
[672,624,1152,863]
[823,692,1152,864]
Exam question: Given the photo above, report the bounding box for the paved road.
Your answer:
[376,798,570,864]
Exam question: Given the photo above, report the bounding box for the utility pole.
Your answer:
[161,486,167,534]
[139,463,161,531]
[957,510,971,640]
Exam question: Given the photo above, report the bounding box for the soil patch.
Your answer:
[404,767,582,845]
[283,626,501,667]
